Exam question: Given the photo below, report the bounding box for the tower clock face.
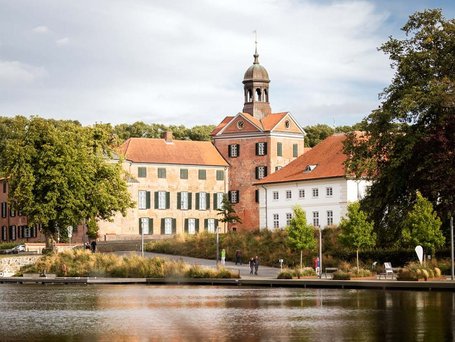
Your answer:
[237,120,245,129]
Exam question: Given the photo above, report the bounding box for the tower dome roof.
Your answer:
[243,50,269,83]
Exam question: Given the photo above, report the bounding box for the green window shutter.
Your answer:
[213,193,217,209]
[255,167,259,180]
[255,143,259,156]
[195,193,200,210]
[166,192,170,209]
[255,189,259,203]
[180,169,188,179]
[216,170,224,181]
[198,169,206,180]
[148,218,153,235]
[160,219,165,235]
[138,219,142,234]
[264,167,268,177]
[264,142,268,155]
[237,144,240,156]
[204,219,208,230]
[277,142,282,156]
[195,219,200,233]
[172,219,177,234]
[154,192,159,209]
[177,192,181,209]
[206,193,210,210]
[184,219,188,233]
[228,145,232,157]
[188,193,193,209]
[293,144,298,157]
[215,219,219,228]
[146,191,151,209]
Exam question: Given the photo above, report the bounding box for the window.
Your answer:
[229,190,239,204]
[198,169,206,180]
[273,214,279,228]
[293,144,298,157]
[180,169,188,179]
[237,120,244,129]
[139,217,152,235]
[285,120,290,128]
[286,213,293,226]
[9,225,16,241]
[229,144,240,157]
[206,218,216,233]
[299,189,305,198]
[177,192,191,210]
[327,210,333,226]
[277,142,282,157]
[185,218,198,235]
[275,166,282,172]
[156,191,169,210]
[2,181,7,193]
[196,192,209,210]
[256,142,267,156]
[286,190,292,199]
[255,166,267,180]
[313,211,319,227]
[216,170,224,181]
[304,164,317,172]
[1,202,7,218]
[138,167,147,178]
[138,191,150,210]
[326,187,333,197]
[312,188,319,198]
[273,191,279,200]
[214,192,224,209]
[158,168,166,179]
[1,225,7,241]
[161,218,175,235]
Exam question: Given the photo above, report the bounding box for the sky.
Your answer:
[1,0,454,128]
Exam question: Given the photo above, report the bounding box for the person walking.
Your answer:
[90,240,97,253]
[221,248,226,266]
[235,250,242,265]
[254,256,259,275]
[249,257,255,275]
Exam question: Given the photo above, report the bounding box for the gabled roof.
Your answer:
[255,134,348,185]
[211,112,303,136]
[118,138,228,166]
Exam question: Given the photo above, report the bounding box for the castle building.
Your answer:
[97,132,229,239]
[211,47,305,230]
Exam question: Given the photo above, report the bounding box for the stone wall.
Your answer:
[0,255,41,276]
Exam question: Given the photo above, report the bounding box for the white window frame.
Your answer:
[188,218,196,235]
[164,218,172,235]
[273,191,279,200]
[257,166,266,179]
[286,213,292,226]
[216,193,223,210]
[207,219,215,233]
[286,190,292,199]
[199,192,207,210]
[230,191,238,204]
[273,214,280,228]
[327,210,333,226]
[257,142,266,156]
[140,217,150,235]
[180,192,189,210]
[138,191,147,210]
[299,189,305,198]
[326,187,333,197]
[158,191,166,210]
[312,188,319,198]
[230,144,238,157]
[313,211,319,227]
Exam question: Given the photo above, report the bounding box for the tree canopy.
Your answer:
[402,192,444,255]
[344,9,455,246]
[0,116,134,245]
[304,123,363,147]
[339,202,376,270]
[217,194,242,226]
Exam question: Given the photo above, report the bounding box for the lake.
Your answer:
[0,284,453,341]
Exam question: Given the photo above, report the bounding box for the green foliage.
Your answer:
[304,123,364,147]
[332,271,351,280]
[0,242,19,250]
[18,249,238,278]
[344,9,455,246]
[397,262,442,281]
[339,202,376,269]
[217,194,241,225]
[277,270,293,279]
[0,116,134,246]
[402,192,444,255]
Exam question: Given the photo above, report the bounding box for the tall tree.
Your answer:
[344,9,455,245]
[217,195,242,226]
[0,116,134,248]
[402,192,444,256]
[286,205,317,270]
[338,202,376,270]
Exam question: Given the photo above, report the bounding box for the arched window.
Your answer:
[247,89,253,102]
[264,89,268,102]
[256,88,262,101]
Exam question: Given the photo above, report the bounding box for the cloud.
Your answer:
[0,60,47,86]
[56,37,69,46]
[32,25,50,34]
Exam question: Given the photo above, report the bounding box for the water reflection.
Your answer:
[0,285,453,341]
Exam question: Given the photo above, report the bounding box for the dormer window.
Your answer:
[304,164,317,172]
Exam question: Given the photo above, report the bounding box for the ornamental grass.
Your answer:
[18,249,239,279]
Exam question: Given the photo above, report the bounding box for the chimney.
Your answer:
[163,131,173,143]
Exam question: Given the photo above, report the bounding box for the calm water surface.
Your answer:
[0,284,454,341]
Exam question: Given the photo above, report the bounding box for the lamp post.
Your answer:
[451,216,454,281]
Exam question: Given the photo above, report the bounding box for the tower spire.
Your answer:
[253,30,259,64]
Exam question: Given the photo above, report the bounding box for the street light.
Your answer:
[451,216,454,281]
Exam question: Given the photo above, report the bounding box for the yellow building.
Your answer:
[98,132,229,240]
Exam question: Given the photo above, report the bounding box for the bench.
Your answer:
[323,267,338,278]
[378,262,396,279]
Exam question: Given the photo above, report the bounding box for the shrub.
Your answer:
[397,268,419,281]
[351,268,372,277]
[277,270,293,279]
[332,271,351,280]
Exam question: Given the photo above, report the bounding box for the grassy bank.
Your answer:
[18,250,239,279]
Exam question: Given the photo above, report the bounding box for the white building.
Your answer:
[255,134,370,229]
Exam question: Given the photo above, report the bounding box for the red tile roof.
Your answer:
[211,112,292,135]
[210,116,234,136]
[261,112,288,131]
[119,138,228,166]
[255,134,348,185]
